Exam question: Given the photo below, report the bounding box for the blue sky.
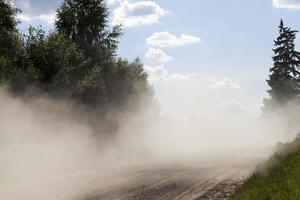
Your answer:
[14,0,300,114]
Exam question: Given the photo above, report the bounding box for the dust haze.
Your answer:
[0,80,297,200]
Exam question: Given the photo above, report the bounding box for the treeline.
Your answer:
[264,20,300,114]
[0,0,153,115]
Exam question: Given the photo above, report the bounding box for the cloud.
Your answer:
[214,101,249,115]
[112,0,168,27]
[18,12,56,25]
[144,65,192,82]
[208,78,240,90]
[272,0,300,9]
[154,74,260,122]
[170,73,191,81]
[144,67,239,89]
[145,48,173,63]
[144,65,169,82]
[146,32,201,48]
[213,101,262,117]
[15,0,59,25]
[106,0,123,5]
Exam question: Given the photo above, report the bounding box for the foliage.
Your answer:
[0,0,154,117]
[264,19,300,112]
[0,0,23,84]
[55,0,122,63]
[231,20,300,199]
[230,136,300,200]
[0,0,19,33]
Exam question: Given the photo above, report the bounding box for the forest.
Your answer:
[0,0,153,114]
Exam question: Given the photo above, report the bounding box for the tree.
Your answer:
[55,0,122,64]
[54,0,155,111]
[54,0,125,109]
[264,19,300,112]
[0,0,23,84]
[24,27,91,94]
[0,0,154,120]
[0,0,19,37]
[0,0,20,56]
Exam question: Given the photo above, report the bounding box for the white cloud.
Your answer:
[15,0,59,25]
[18,12,56,25]
[154,74,260,122]
[272,0,300,9]
[112,0,168,27]
[214,101,262,117]
[144,65,169,82]
[145,48,173,63]
[170,73,191,81]
[144,66,239,88]
[106,0,123,5]
[146,32,201,48]
[208,78,240,90]
[144,65,192,82]
[214,101,248,115]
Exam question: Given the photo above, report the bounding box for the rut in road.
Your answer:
[83,165,252,200]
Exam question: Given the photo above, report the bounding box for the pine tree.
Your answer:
[264,19,300,112]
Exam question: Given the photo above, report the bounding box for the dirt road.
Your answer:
[82,163,252,200]
[0,160,257,200]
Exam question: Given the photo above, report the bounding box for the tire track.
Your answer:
[83,166,250,200]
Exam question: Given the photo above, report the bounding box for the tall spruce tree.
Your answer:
[264,19,300,112]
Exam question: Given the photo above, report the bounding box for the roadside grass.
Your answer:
[230,136,300,200]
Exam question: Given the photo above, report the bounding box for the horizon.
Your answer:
[13,0,300,115]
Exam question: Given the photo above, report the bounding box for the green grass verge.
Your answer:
[230,136,300,200]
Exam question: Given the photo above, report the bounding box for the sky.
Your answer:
[13,0,300,116]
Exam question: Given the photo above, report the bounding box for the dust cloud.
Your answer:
[0,79,298,200]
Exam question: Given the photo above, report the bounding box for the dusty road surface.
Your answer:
[2,149,264,200]
[0,160,256,200]
[81,163,254,200]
